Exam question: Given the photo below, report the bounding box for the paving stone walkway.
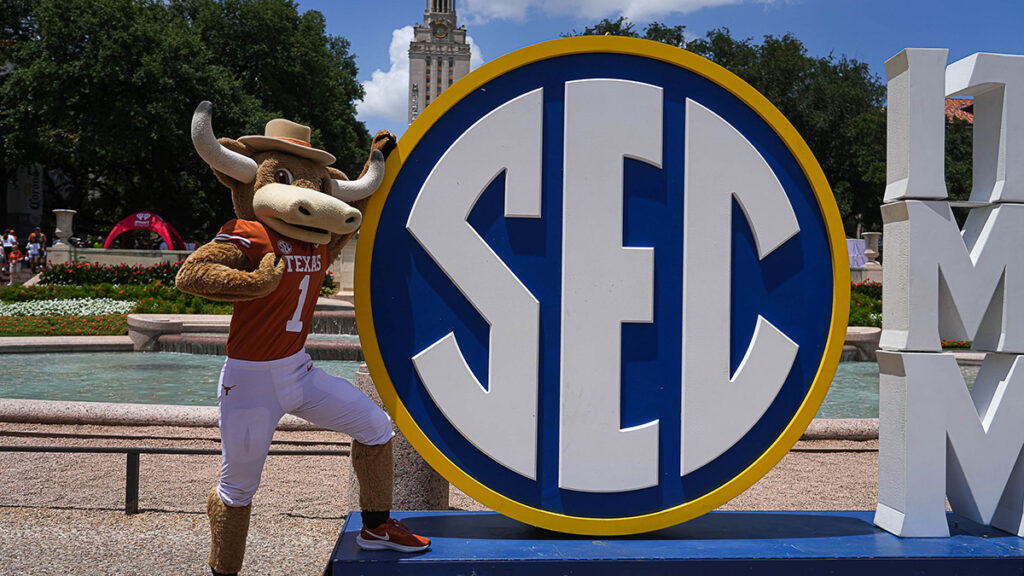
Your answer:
[0,421,879,575]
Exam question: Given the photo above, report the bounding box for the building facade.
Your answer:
[408,0,471,124]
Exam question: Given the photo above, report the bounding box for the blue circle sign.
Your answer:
[356,37,849,535]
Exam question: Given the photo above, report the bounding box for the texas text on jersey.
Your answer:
[214,219,328,361]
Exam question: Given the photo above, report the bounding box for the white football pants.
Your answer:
[215,350,394,507]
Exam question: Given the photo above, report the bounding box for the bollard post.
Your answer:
[351,364,449,510]
[125,452,140,515]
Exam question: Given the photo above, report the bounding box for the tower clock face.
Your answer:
[433,22,449,38]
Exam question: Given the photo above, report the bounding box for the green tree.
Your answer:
[0,0,38,194]
[0,0,37,60]
[169,0,370,177]
[0,0,370,238]
[847,108,886,227]
[945,117,973,201]
[564,16,687,48]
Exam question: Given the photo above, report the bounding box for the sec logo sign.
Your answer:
[357,37,848,535]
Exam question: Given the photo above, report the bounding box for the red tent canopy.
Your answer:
[103,212,186,250]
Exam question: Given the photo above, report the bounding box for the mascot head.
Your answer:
[190,101,384,245]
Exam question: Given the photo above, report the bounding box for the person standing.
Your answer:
[2,229,17,262]
[26,238,40,273]
[7,245,23,285]
[27,227,47,271]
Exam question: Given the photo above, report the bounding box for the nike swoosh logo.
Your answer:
[364,530,389,541]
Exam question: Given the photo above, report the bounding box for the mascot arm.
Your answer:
[175,241,285,302]
[327,130,398,263]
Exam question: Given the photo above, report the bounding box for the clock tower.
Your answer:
[408,0,471,124]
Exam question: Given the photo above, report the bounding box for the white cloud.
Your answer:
[357,26,414,123]
[462,0,758,23]
[357,26,488,124]
[467,35,485,70]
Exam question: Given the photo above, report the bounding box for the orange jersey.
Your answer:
[214,219,328,361]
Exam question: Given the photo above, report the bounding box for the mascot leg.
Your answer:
[291,366,430,552]
[351,437,430,552]
[211,359,283,574]
[207,487,251,576]
[352,437,394,515]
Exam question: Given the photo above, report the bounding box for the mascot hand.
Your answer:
[371,130,397,160]
[254,252,286,287]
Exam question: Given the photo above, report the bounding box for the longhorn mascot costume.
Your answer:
[177,102,430,576]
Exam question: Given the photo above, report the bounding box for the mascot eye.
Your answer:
[274,169,294,185]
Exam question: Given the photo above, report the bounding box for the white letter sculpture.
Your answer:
[876,49,1024,537]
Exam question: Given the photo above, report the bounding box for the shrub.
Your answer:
[41,259,337,294]
[849,291,882,327]
[320,270,336,297]
[41,261,182,285]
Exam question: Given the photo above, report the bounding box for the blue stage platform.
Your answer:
[325,510,1024,575]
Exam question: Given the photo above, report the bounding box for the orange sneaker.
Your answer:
[356,518,431,552]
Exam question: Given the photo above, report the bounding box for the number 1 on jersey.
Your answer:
[285,275,311,333]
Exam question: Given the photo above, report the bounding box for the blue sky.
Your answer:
[297,0,1024,138]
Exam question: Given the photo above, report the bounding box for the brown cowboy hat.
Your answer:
[238,119,335,165]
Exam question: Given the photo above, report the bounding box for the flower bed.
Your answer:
[41,260,338,295]
[851,279,882,300]
[849,292,882,327]
[0,298,136,317]
[0,314,129,337]
[0,282,233,315]
[941,340,973,350]
[41,261,181,285]
[849,281,882,328]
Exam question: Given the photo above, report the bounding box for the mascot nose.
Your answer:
[298,205,312,216]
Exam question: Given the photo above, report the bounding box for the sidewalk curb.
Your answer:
[0,398,878,439]
[0,398,320,431]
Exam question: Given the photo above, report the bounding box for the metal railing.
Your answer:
[0,443,350,514]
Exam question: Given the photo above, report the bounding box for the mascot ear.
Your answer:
[327,166,348,182]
